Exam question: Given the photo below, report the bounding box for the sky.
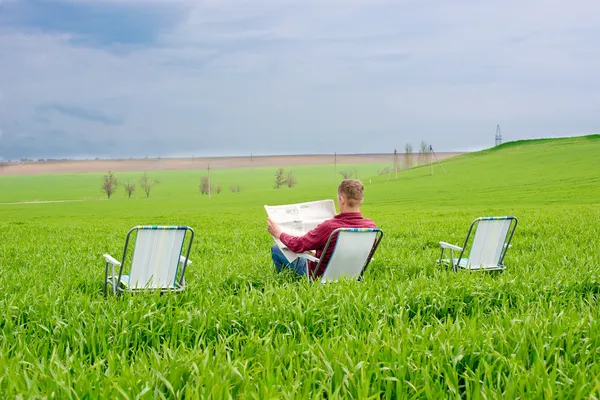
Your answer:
[0,0,599,160]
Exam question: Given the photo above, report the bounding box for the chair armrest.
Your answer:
[179,255,193,265]
[439,242,463,251]
[297,253,320,263]
[103,254,121,266]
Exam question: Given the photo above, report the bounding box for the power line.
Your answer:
[429,145,446,175]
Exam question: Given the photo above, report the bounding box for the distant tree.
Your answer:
[229,184,242,193]
[215,184,222,194]
[419,140,429,165]
[229,184,236,193]
[140,172,159,198]
[274,168,286,189]
[286,171,297,188]
[404,143,413,169]
[200,176,210,195]
[124,181,136,198]
[102,171,119,199]
[339,170,353,179]
[353,168,359,179]
[236,184,241,193]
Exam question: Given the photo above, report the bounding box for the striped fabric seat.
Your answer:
[103,226,194,295]
[437,217,518,272]
[298,228,384,283]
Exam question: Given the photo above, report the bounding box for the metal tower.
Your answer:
[495,125,503,146]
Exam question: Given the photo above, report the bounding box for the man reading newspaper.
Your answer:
[267,179,376,278]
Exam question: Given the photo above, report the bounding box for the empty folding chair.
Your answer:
[298,228,384,283]
[438,216,517,272]
[103,226,194,295]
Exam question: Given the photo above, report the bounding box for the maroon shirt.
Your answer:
[280,212,376,278]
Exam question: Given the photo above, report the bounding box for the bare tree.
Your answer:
[286,171,297,188]
[229,184,242,193]
[339,170,353,179]
[419,140,429,165]
[274,168,286,189]
[124,181,136,198]
[140,173,159,198]
[200,176,210,195]
[404,143,413,169]
[215,184,222,194]
[102,171,119,199]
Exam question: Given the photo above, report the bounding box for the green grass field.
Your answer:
[1,135,600,398]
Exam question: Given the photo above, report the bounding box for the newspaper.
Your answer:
[265,199,337,263]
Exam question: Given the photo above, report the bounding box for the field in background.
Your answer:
[0,135,599,397]
[0,152,462,176]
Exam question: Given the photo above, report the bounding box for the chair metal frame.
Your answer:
[438,216,518,272]
[103,225,194,295]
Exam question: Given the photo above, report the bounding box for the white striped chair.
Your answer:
[103,226,194,295]
[298,228,384,283]
[438,216,518,272]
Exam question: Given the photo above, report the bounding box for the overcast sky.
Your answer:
[0,0,599,160]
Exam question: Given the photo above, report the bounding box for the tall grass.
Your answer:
[1,136,600,397]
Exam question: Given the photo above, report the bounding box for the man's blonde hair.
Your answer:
[338,179,364,207]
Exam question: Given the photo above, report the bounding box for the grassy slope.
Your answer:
[366,133,600,207]
[0,136,600,397]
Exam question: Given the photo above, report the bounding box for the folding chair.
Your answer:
[298,228,384,283]
[437,216,517,272]
[103,226,194,295]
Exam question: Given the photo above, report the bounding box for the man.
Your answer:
[267,179,376,279]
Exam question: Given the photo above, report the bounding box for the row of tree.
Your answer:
[199,176,242,195]
[102,172,158,199]
[100,164,363,200]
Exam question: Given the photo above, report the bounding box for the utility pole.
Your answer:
[394,148,398,179]
[429,145,433,175]
[334,152,337,182]
[208,162,211,199]
[387,149,396,181]
[495,125,503,146]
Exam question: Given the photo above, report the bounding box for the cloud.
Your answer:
[1,0,190,49]
[37,103,124,125]
[0,0,599,160]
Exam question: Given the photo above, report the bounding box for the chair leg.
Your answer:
[104,262,109,296]
[437,248,445,265]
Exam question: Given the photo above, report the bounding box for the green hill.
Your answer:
[369,134,600,207]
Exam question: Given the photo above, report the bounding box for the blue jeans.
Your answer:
[271,245,307,276]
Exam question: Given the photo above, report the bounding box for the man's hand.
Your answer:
[267,218,282,239]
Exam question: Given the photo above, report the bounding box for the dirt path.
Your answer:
[0,199,104,205]
[0,153,463,176]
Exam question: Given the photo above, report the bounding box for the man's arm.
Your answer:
[267,218,329,254]
[280,225,330,254]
